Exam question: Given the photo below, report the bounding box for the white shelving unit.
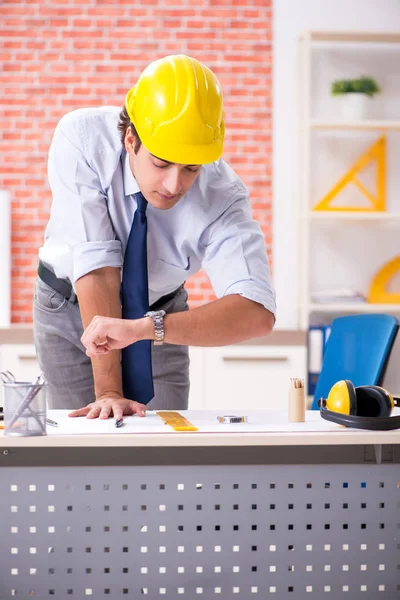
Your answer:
[311,119,400,131]
[296,30,400,330]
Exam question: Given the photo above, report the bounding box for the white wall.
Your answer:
[273,0,400,329]
[0,190,11,327]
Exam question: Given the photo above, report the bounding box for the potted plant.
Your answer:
[331,76,381,120]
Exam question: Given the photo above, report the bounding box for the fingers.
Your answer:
[112,402,124,421]
[128,401,146,417]
[84,337,109,356]
[112,400,146,419]
[68,402,110,420]
[80,404,112,420]
[81,316,108,355]
[85,344,109,357]
[68,405,93,418]
[68,399,147,420]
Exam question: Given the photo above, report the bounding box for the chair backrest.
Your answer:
[311,314,399,410]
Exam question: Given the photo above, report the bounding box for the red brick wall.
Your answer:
[0,0,273,323]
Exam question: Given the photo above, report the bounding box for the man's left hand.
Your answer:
[68,392,146,420]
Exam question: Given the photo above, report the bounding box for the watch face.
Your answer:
[145,310,166,318]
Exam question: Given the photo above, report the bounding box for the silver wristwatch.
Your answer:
[144,309,166,345]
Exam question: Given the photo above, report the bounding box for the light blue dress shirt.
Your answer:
[40,106,276,314]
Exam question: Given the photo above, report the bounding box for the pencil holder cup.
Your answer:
[2,381,47,437]
[288,387,305,422]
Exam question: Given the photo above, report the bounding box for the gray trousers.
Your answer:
[33,278,190,410]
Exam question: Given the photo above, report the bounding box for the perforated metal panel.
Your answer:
[0,464,399,599]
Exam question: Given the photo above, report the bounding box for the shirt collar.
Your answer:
[122,151,140,196]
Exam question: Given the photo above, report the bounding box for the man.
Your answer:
[33,54,276,421]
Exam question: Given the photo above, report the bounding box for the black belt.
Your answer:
[38,261,78,303]
[38,261,182,310]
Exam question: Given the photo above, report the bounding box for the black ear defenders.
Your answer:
[319,380,400,430]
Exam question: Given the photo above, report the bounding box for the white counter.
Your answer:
[1,409,399,448]
[1,409,399,599]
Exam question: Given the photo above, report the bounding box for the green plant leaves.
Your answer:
[331,76,381,97]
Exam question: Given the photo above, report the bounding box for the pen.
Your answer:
[46,418,58,427]
[115,418,124,428]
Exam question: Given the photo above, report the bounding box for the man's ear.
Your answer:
[124,127,136,155]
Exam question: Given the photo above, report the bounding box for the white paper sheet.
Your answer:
[46,409,349,436]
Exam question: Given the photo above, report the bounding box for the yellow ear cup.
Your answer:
[326,380,356,415]
[375,386,395,411]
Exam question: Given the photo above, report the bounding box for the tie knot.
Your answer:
[135,192,148,213]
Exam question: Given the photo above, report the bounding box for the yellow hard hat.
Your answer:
[125,54,225,165]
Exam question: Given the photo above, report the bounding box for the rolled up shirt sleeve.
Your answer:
[201,195,276,317]
[47,115,123,283]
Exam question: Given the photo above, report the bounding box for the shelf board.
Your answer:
[308,303,400,313]
[302,31,400,44]
[311,120,400,131]
[305,212,400,222]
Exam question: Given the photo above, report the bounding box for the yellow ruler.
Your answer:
[156,411,198,432]
[313,136,386,212]
[368,256,400,304]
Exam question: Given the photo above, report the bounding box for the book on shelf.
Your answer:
[307,324,331,396]
[311,288,366,304]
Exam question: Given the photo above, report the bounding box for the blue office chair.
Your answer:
[311,314,399,410]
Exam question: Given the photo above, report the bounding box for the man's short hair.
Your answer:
[118,106,142,153]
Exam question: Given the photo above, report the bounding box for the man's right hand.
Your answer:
[68,392,146,420]
[81,315,152,357]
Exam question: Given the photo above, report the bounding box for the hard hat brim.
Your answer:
[138,131,224,165]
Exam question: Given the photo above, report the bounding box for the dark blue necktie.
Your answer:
[121,192,154,404]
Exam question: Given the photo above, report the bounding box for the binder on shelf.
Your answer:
[307,324,331,396]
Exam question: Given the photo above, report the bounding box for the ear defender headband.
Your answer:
[319,380,400,430]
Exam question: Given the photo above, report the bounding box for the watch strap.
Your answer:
[145,310,165,345]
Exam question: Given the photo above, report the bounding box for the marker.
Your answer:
[115,418,124,428]
[46,418,58,427]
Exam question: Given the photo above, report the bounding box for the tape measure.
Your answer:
[156,411,198,432]
[217,415,247,424]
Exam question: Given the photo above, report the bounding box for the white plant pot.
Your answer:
[337,93,372,120]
